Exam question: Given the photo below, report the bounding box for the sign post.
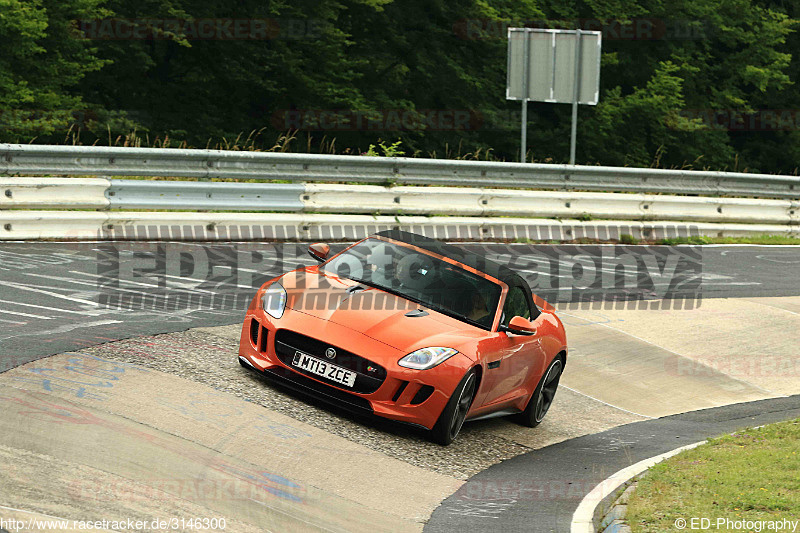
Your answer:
[520,31,531,162]
[507,28,602,164]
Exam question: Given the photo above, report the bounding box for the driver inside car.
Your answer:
[467,291,492,327]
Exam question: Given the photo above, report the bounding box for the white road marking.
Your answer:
[570,441,707,533]
[3,280,100,308]
[0,297,90,316]
[701,272,734,280]
[742,299,800,317]
[2,319,122,339]
[0,503,73,523]
[70,270,215,294]
[562,386,655,419]
[71,270,254,292]
[0,308,55,320]
[247,497,335,533]
[703,282,761,286]
[23,271,111,288]
[23,272,193,299]
[755,254,800,264]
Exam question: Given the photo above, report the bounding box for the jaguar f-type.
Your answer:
[238,230,567,445]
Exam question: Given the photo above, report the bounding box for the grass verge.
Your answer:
[655,235,800,245]
[627,418,800,533]
[513,235,800,245]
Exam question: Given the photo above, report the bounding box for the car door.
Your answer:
[476,284,547,409]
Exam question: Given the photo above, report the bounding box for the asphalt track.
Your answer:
[425,395,800,533]
[1,242,799,365]
[1,242,800,532]
[0,242,318,367]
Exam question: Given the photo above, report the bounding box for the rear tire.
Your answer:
[518,356,563,428]
[430,369,477,446]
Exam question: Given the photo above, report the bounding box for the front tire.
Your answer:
[430,369,477,446]
[518,356,563,428]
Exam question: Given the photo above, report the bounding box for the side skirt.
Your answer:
[465,408,522,423]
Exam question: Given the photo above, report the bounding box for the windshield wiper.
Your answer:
[346,285,367,294]
[347,277,422,304]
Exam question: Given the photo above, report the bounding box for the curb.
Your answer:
[570,441,706,533]
[595,482,636,533]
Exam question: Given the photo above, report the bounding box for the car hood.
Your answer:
[280,269,484,357]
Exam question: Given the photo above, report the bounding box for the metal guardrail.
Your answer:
[3,210,797,241]
[0,177,110,209]
[106,180,304,211]
[3,178,797,224]
[2,144,799,199]
[2,145,799,241]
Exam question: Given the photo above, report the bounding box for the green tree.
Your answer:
[0,0,108,142]
[3,0,798,174]
[78,0,390,146]
[528,0,795,170]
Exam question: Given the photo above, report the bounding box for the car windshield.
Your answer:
[320,237,502,329]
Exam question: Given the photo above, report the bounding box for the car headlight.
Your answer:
[261,283,287,319]
[398,347,458,370]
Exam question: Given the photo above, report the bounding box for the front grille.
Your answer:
[274,329,387,394]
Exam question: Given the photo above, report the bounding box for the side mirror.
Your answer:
[501,316,537,336]
[308,243,330,262]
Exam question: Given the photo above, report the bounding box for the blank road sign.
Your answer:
[507,28,601,105]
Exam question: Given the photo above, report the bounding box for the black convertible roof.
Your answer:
[375,230,525,289]
[374,230,541,319]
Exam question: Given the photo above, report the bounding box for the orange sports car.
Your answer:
[238,230,567,445]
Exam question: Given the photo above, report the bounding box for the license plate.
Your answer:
[291,351,357,388]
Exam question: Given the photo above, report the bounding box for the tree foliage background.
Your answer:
[0,0,798,173]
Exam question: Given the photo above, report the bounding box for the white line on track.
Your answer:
[23,271,111,288]
[743,298,800,316]
[0,503,73,524]
[0,297,92,316]
[71,270,255,293]
[0,308,55,320]
[247,498,339,533]
[22,272,208,300]
[570,441,706,533]
[69,270,215,293]
[705,244,800,248]
[703,282,762,286]
[145,273,239,291]
[3,280,100,308]
[2,319,123,339]
[562,386,656,419]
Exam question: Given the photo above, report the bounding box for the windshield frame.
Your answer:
[318,236,508,331]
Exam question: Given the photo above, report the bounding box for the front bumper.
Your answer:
[238,307,473,430]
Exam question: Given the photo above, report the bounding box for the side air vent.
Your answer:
[410,385,435,405]
[249,318,260,346]
[392,381,409,402]
[259,325,269,353]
